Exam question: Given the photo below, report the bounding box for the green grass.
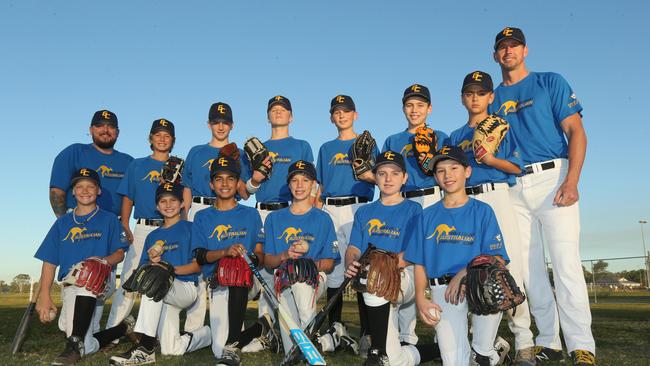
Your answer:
[1,293,649,365]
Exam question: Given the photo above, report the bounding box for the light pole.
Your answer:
[640,220,649,288]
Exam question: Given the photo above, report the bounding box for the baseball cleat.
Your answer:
[494,336,512,365]
[261,313,281,353]
[109,345,156,365]
[570,350,595,365]
[339,335,360,355]
[51,336,84,365]
[359,334,372,359]
[364,348,389,366]
[514,346,537,365]
[216,344,241,366]
[470,348,492,366]
[533,346,565,362]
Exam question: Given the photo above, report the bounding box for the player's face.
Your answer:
[493,39,528,71]
[461,86,494,115]
[149,131,174,153]
[210,172,238,200]
[268,105,292,127]
[209,121,233,141]
[90,123,119,149]
[72,180,100,206]
[434,159,471,194]
[289,174,314,201]
[375,164,407,196]
[156,195,182,218]
[330,109,357,130]
[403,98,432,127]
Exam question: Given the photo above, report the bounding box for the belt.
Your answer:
[429,275,454,286]
[524,160,557,175]
[136,218,164,226]
[256,201,290,211]
[325,196,369,206]
[193,196,216,205]
[402,186,440,199]
[465,182,509,196]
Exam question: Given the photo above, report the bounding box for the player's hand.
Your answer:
[121,225,134,244]
[36,293,57,323]
[345,260,361,278]
[416,297,442,327]
[480,153,496,166]
[553,179,579,207]
[226,244,245,257]
[251,156,272,185]
[286,245,304,260]
[445,272,466,305]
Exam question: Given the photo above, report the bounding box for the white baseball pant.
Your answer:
[58,286,103,356]
[322,201,366,288]
[184,200,211,332]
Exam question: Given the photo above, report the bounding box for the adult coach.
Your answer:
[490,27,594,365]
[50,109,133,218]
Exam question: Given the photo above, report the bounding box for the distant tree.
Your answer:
[592,260,612,281]
[617,269,644,284]
[582,265,593,284]
[0,280,10,293]
[11,274,31,293]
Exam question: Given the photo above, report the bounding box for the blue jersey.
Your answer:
[34,209,127,281]
[50,143,133,216]
[349,199,422,254]
[489,72,583,165]
[117,156,166,219]
[404,198,509,278]
[448,123,524,186]
[182,144,251,197]
[316,137,377,200]
[192,204,264,280]
[255,137,313,203]
[264,207,340,263]
[382,129,448,191]
[140,220,199,283]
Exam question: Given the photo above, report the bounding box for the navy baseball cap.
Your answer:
[71,167,101,187]
[267,95,292,112]
[402,84,431,104]
[373,150,406,172]
[209,102,233,124]
[287,160,317,182]
[150,118,175,137]
[461,71,493,93]
[330,95,356,113]
[494,27,526,50]
[156,182,184,202]
[431,145,470,169]
[91,109,118,128]
[210,156,241,179]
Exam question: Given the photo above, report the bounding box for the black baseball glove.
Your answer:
[351,130,376,180]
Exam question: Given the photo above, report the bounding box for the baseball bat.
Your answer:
[11,281,36,354]
[240,251,326,366]
[281,244,376,366]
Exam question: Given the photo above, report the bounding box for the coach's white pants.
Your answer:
[58,286,102,356]
[322,202,366,288]
[430,284,503,366]
[510,159,594,353]
[473,186,534,350]
[363,267,420,366]
[134,279,211,355]
[106,222,157,328]
[184,201,211,332]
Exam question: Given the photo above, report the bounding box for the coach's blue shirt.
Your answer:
[255,137,313,203]
[117,156,165,219]
[316,137,377,200]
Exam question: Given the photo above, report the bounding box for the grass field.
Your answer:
[1,293,649,365]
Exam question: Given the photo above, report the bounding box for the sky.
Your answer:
[1,1,649,283]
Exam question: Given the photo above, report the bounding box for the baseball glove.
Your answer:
[351,130,377,180]
[122,261,175,302]
[472,115,509,163]
[62,257,112,298]
[413,123,438,176]
[351,249,401,303]
[244,137,272,180]
[208,256,253,289]
[465,254,525,315]
[219,142,241,166]
[161,155,185,184]
[274,258,320,296]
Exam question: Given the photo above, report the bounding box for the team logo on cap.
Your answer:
[101,111,111,119]
[296,161,306,169]
[159,119,168,127]
[472,72,483,81]
[336,95,345,103]
[217,104,226,114]
[79,168,90,176]
[502,27,514,36]
[439,146,451,155]
[383,151,395,160]
[163,182,174,191]
[410,84,421,92]
[142,170,162,183]
[274,96,284,101]
[218,157,229,167]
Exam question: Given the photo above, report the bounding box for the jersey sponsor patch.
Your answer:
[277,227,315,244]
[142,169,162,183]
[62,227,102,243]
[426,223,474,244]
[366,219,401,238]
[268,151,291,163]
[208,224,248,241]
[328,153,351,165]
[96,165,125,178]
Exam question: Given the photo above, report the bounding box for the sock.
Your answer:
[93,322,127,348]
[327,287,343,326]
[357,292,369,337]
[237,323,262,348]
[140,334,156,351]
[365,302,390,355]
[71,296,97,339]
[226,286,249,344]
[416,343,441,363]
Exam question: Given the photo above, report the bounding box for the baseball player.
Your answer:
[108,182,212,365]
[405,146,511,366]
[490,27,594,365]
[35,168,134,365]
[242,95,314,353]
[106,118,176,332]
[448,71,536,365]
[190,155,266,365]
[344,151,439,366]
[315,94,377,353]
[263,160,339,356]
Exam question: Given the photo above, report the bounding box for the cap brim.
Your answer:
[461,82,493,92]
[71,177,100,187]
[156,191,183,202]
[209,118,233,124]
[431,154,468,169]
[402,94,430,104]
[286,171,317,183]
[494,37,525,50]
[267,101,291,111]
[372,161,405,173]
[329,106,355,114]
[210,169,240,179]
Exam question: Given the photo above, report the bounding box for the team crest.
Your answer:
[142,170,162,183]
[63,227,101,243]
[366,219,400,238]
[96,165,124,178]
[329,153,350,165]
[203,159,215,169]
[400,144,413,157]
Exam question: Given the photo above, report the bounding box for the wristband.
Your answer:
[246,178,260,194]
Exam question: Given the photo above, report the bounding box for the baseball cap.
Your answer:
[330,95,356,113]
[156,182,184,202]
[430,145,470,169]
[461,71,493,93]
[91,109,118,128]
[150,118,175,137]
[494,27,526,50]
[287,160,317,182]
[70,168,101,188]
[209,102,233,124]
[373,150,406,172]
[267,95,292,112]
[402,84,431,104]
[210,156,241,179]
